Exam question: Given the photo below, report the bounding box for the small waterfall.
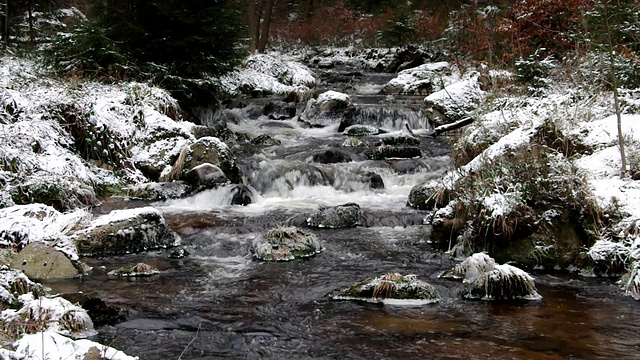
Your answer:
[349,104,428,131]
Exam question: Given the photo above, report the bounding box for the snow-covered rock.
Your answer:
[11,331,138,360]
[423,73,486,126]
[331,272,440,305]
[252,227,322,261]
[380,62,454,95]
[221,53,316,97]
[71,207,180,256]
[300,90,354,128]
[0,266,43,308]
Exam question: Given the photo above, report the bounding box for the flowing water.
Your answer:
[47,67,640,360]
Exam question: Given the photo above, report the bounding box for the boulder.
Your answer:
[365,145,421,160]
[123,181,191,201]
[342,125,382,136]
[312,149,353,164]
[364,172,384,190]
[331,272,440,305]
[263,100,296,120]
[307,202,362,229]
[252,227,322,261]
[380,62,451,95]
[300,91,355,128]
[185,163,228,190]
[423,74,485,127]
[60,292,128,326]
[407,181,450,210]
[71,207,181,256]
[10,242,81,280]
[230,184,256,206]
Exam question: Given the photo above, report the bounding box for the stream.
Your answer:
[46,66,640,359]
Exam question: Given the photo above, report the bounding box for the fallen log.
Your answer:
[430,116,474,137]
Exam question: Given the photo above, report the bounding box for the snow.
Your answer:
[317,90,350,103]
[571,114,640,149]
[0,204,90,261]
[423,73,486,117]
[11,332,138,360]
[384,62,456,94]
[88,206,163,228]
[220,53,316,96]
[1,293,96,338]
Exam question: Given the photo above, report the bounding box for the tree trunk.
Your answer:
[256,0,274,53]
[430,117,475,137]
[247,0,259,52]
[604,0,627,178]
[28,2,34,44]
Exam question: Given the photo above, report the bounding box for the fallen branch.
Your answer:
[430,116,474,137]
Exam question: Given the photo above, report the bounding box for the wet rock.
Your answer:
[0,266,43,309]
[108,262,159,277]
[440,253,542,301]
[71,207,181,256]
[168,248,189,259]
[230,184,256,206]
[250,134,282,146]
[364,172,384,190]
[343,125,382,136]
[331,272,440,305]
[312,149,353,164]
[389,159,424,174]
[263,100,296,120]
[365,145,421,160]
[407,181,450,210]
[60,293,128,326]
[252,161,334,193]
[10,242,81,280]
[185,163,228,190]
[377,135,420,146]
[252,226,322,261]
[342,138,368,147]
[123,181,191,201]
[160,136,239,184]
[300,91,355,128]
[258,121,295,130]
[307,202,363,229]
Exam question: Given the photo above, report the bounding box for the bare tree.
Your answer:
[247,0,275,53]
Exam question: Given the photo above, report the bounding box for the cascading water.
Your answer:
[47,63,640,360]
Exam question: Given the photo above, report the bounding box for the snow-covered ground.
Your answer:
[2,44,640,358]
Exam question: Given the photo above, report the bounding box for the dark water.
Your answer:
[48,65,640,359]
[48,221,640,360]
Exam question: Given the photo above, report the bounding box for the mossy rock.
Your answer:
[332,272,440,305]
[122,181,191,201]
[441,253,541,301]
[307,203,362,229]
[71,207,181,256]
[365,145,421,160]
[407,182,450,210]
[108,262,159,277]
[342,125,381,136]
[10,242,82,280]
[377,135,420,146]
[252,227,322,261]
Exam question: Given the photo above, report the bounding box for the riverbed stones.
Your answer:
[263,100,296,120]
[10,242,80,280]
[306,202,363,228]
[252,227,322,261]
[229,184,255,206]
[71,207,180,256]
[342,124,382,136]
[331,272,440,305]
